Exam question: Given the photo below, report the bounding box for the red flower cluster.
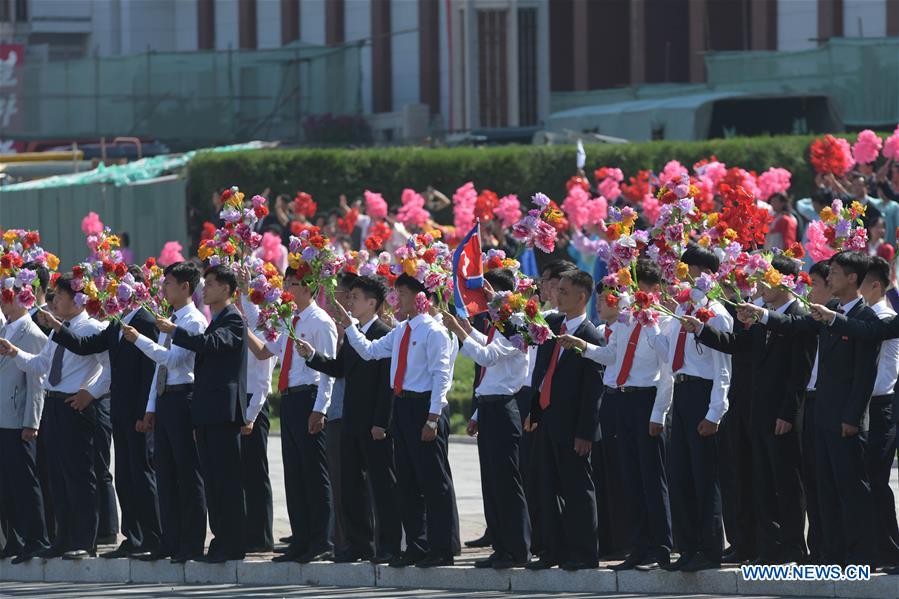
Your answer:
[475,190,499,222]
[525,297,539,319]
[605,293,619,308]
[719,184,771,250]
[254,203,269,220]
[486,255,504,270]
[634,291,652,309]
[365,235,383,251]
[201,222,216,242]
[784,242,805,260]
[567,175,591,192]
[809,134,854,176]
[695,307,716,323]
[293,192,317,219]
[338,207,359,235]
[621,170,651,204]
[369,221,391,242]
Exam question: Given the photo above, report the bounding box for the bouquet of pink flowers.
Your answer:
[392,230,454,307]
[511,193,563,253]
[247,261,301,343]
[805,199,868,263]
[485,279,553,352]
[0,229,58,309]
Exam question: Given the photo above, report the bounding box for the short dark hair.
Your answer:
[351,275,388,310]
[164,261,201,293]
[395,273,426,294]
[560,269,594,298]
[204,264,238,295]
[127,264,146,285]
[681,244,720,273]
[22,261,49,292]
[484,268,515,293]
[119,232,130,247]
[337,271,358,290]
[809,260,830,281]
[865,256,891,290]
[771,254,800,278]
[635,258,663,287]
[541,259,577,281]
[831,251,870,288]
[54,274,76,299]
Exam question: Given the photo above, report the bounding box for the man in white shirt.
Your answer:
[123,262,208,564]
[445,268,530,569]
[856,257,899,566]
[246,267,337,565]
[332,273,455,569]
[0,274,111,560]
[562,259,674,571]
[653,245,732,572]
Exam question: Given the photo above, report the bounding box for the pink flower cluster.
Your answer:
[852,129,882,165]
[364,190,388,219]
[158,241,185,267]
[452,182,478,232]
[511,193,559,254]
[81,211,104,236]
[885,126,899,160]
[757,168,792,201]
[396,188,431,228]
[494,195,522,228]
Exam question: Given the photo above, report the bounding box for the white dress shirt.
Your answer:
[241,296,278,422]
[584,316,674,424]
[136,303,208,413]
[461,327,528,397]
[655,300,732,424]
[265,301,337,414]
[559,313,587,359]
[345,312,452,415]
[15,310,110,398]
[871,299,899,397]
[119,307,141,340]
[433,313,460,378]
[808,351,819,391]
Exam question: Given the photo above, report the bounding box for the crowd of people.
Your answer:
[4,145,899,582]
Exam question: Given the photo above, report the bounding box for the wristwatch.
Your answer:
[425,420,438,431]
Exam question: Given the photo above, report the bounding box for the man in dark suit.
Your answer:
[155,264,248,563]
[525,269,604,571]
[41,265,162,559]
[297,275,400,563]
[741,250,880,567]
[685,255,816,564]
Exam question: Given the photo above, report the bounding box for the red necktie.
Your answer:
[604,326,612,344]
[539,323,567,410]
[475,326,496,389]
[616,323,642,387]
[672,306,693,372]
[277,316,300,393]
[393,323,412,396]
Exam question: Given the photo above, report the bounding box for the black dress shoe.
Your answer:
[661,552,694,571]
[100,546,131,559]
[62,550,90,560]
[464,532,492,549]
[137,551,171,562]
[170,553,201,565]
[474,553,502,568]
[96,535,118,546]
[561,560,597,571]
[202,553,239,564]
[11,551,39,565]
[492,555,530,569]
[272,552,301,563]
[722,548,753,563]
[36,547,66,560]
[680,553,720,572]
[245,545,275,554]
[525,556,558,570]
[415,554,453,568]
[634,554,671,571]
[387,552,421,568]
[370,552,396,564]
[279,536,293,544]
[332,551,371,563]
[296,547,332,564]
[609,553,647,571]
[0,546,21,559]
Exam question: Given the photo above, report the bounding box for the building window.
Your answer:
[0,0,10,23]
[518,7,538,126]
[478,9,508,128]
[14,0,25,21]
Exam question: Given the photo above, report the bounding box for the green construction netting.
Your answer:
[0,141,267,191]
[7,41,362,145]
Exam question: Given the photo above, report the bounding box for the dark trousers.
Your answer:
[515,387,539,554]
[815,428,877,565]
[341,427,401,557]
[281,389,332,553]
[155,389,206,558]
[112,409,161,552]
[43,394,98,552]
[326,418,347,553]
[392,397,454,558]
[36,414,55,543]
[802,394,823,560]
[614,389,672,559]
[864,396,899,564]
[593,390,631,557]
[93,396,118,538]
[751,426,806,561]
[241,399,274,552]
[669,380,723,560]
[719,396,757,559]
[196,422,246,558]
[476,395,530,562]
[0,429,49,553]
[537,429,599,565]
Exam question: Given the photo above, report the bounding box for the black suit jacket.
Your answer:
[306,318,393,433]
[52,308,159,425]
[766,298,880,432]
[172,303,247,427]
[698,301,816,431]
[529,313,604,443]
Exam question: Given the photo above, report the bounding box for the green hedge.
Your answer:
[185,135,835,242]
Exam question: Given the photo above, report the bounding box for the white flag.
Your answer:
[576,139,586,170]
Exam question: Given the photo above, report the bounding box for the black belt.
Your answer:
[286,385,317,394]
[607,385,655,394]
[674,374,711,385]
[164,384,193,393]
[806,390,816,400]
[397,391,430,400]
[476,394,513,403]
[872,394,893,403]
[45,391,72,400]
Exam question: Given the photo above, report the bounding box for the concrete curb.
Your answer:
[1,558,896,597]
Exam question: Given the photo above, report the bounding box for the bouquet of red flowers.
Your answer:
[809,134,854,176]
